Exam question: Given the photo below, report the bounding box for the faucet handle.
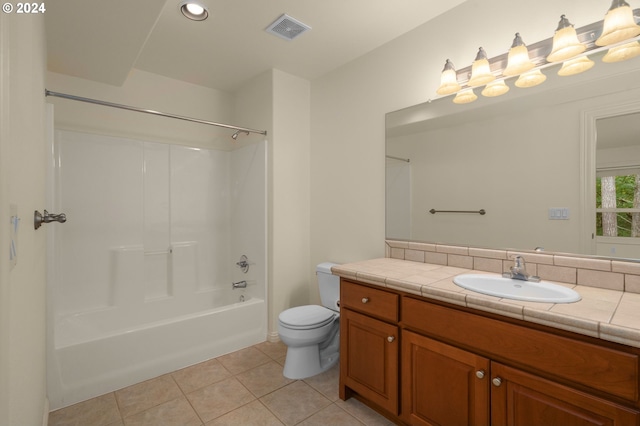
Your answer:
[512,255,526,269]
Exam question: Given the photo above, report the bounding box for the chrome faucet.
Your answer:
[236,255,250,273]
[503,256,541,282]
[232,280,248,289]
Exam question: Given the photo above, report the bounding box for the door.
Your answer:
[401,330,490,426]
[340,308,399,414]
[491,362,640,426]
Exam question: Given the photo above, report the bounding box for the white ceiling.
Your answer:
[45,0,466,92]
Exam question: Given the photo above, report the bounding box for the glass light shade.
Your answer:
[602,41,640,62]
[468,48,495,87]
[503,34,534,76]
[481,80,510,97]
[515,69,546,88]
[557,56,595,76]
[547,16,586,62]
[596,1,640,46]
[436,59,461,95]
[453,88,478,104]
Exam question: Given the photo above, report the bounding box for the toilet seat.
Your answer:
[279,305,337,330]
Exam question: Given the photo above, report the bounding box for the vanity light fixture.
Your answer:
[514,69,546,88]
[180,1,209,21]
[596,0,640,46]
[503,33,535,76]
[557,56,595,76]
[481,80,510,97]
[547,15,586,62]
[602,40,640,62]
[436,3,640,105]
[467,47,495,87]
[436,60,462,95]
[453,88,477,104]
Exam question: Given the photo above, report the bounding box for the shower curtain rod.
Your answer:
[45,90,268,137]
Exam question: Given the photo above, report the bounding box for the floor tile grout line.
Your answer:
[171,358,234,395]
[117,373,184,422]
[182,348,287,424]
[111,390,125,425]
[333,401,368,426]
[177,377,207,426]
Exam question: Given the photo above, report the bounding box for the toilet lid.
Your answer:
[279,305,336,329]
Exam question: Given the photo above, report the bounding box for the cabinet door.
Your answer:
[401,330,490,426]
[340,308,399,414]
[491,362,640,426]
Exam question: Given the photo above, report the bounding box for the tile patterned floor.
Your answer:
[48,341,395,426]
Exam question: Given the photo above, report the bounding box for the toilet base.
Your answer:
[282,344,339,379]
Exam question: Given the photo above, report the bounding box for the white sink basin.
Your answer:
[453,274,581,303]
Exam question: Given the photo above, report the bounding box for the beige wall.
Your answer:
[232,68,313,338]
[308,0,631,301]
[270,70,311,338]
[0,12,48,426]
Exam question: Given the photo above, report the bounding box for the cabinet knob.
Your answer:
[361,297,369,304]
[387,336,395,343]
[475,370,485,379]
[492,377,502,387]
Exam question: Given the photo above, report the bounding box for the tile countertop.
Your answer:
[332,258,640,349]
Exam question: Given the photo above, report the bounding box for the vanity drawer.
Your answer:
[341,280,398,322]
[402,296,639,402]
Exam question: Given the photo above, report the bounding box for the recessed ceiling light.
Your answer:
[179,1,208,21]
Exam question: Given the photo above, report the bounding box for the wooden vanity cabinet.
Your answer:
[402,330,490,426]
[402,296,640,426]
[339,279,400,415]
[491,362,640,426]
[402,331,639,426]
[339,278,640,426]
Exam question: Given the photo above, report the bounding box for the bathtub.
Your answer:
[47,289,267,410]
[47,131,269,410]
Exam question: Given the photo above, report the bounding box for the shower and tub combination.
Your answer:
[45,95,268,410]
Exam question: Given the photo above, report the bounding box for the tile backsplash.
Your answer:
[386,240,640,294]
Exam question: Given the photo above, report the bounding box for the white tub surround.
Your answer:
[47,130,267,409]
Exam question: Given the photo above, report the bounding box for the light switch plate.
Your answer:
[548,207,569,220]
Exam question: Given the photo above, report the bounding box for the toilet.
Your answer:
[278,262,340,379]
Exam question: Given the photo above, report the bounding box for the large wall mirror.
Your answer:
[386,57,640,261]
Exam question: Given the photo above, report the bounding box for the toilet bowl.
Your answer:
[278,262,340,379]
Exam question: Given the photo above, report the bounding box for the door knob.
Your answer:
[361,297,369,304]
[492,377,502,387]
[475,370,485,379]
[34,210,67,230]
[387,336,395,343]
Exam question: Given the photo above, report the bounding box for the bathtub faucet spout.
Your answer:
[232,280,248,289]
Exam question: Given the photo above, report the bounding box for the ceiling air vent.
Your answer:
[266,14,311,41]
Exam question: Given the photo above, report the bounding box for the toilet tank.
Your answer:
[317,262,340,311]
